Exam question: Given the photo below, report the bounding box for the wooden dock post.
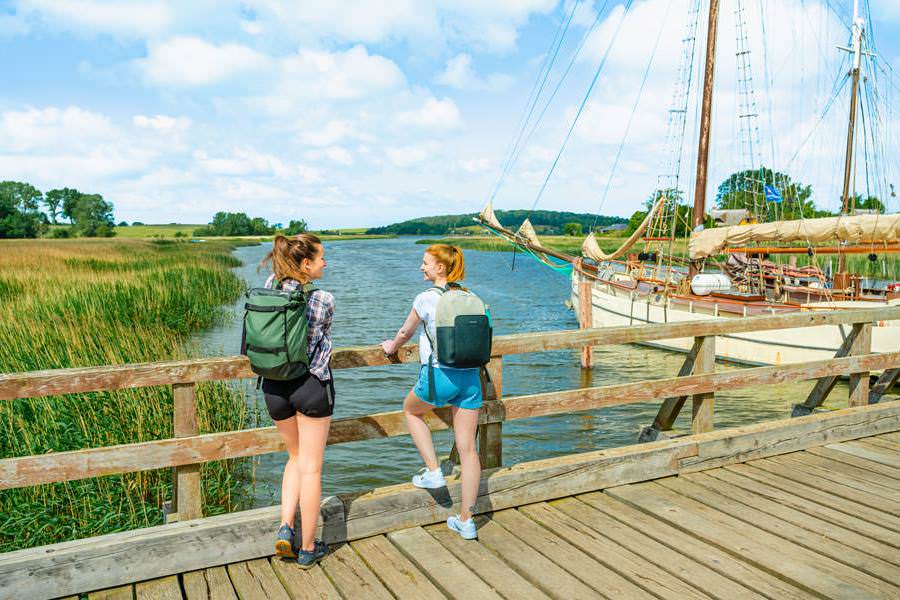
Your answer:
[848,322,872,407]
[578,279,594,369]
[478,358,503,469]
[172,383,202,521]
[691,336,715,434]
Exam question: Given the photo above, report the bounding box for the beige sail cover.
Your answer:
[479,201,503,229]
[582,197,665,261]
[516,218,542,246]
[689,213,900,259]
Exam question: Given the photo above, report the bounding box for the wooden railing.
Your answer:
[1,306,898,522]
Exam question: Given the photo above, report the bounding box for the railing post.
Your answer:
[848,322,872,407]
[578,279,594,369]
[691,336,715,434]
[172,382,202,521]
[478,357,503,469]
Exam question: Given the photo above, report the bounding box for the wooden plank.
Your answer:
[269,556,341,600]
[425,524,550,600]
[3,306,897,401]
[226,560,290,600]
[805,445,900,479]
[691,336,715,434]
[785,451,900,491]
[826,440,900,467]
[7,403,898,600]
[859,436,900,450]
[724,462,900,534]
[516,503,713,599]
[767,453,899,502]
[173,383,202,521]
[551,496,771,599]
[5,351,898,491]
[350,535,445,600]
[472,519,601,599]
[387,527,502,600]
[135,575,182,600]
[183,567,237,600]
[478,358,503,469]
[705,466,900,549]
[848,323,873,407]
[88,586,134,600]
[651,337,704,431]
[579,279,594,368]
[673,472,900,574]
[575,492,811,600]
[792,324,859,416]
[870,368,900,404]
[609,481,899,599]
[491,508,653,599]
[319,543,393,600]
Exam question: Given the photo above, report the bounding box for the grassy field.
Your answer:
[114,224,202,237]
[0,238,256,551]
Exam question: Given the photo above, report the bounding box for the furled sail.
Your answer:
[479,201,503,230]
[689,213,900,259]
[581,196,665,261]
[516,218,542,246]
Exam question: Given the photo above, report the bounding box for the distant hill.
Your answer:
[366,209,627,235]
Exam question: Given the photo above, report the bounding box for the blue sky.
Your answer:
[1,0,899,228]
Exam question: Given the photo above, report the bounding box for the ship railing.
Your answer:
[0,305,898,522]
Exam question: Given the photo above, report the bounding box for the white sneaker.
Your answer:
[447,515,477,540]
[411,467,446,489]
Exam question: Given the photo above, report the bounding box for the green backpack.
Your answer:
[241,281,316,380]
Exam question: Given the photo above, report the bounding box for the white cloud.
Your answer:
[386,142,439,168]
[436,53,513,91]
[133,114,192,131]
[15,0,173,38]
[299,120,367,147]
[396,97,462,131]
[193,147,320,180]
[0,106,119,152]
[305,146,355,166]
[136,36,269,86]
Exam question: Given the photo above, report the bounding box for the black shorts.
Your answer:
[262,371,335,420]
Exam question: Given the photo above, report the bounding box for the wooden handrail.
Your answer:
[2,306,897,401]
[2,351,897,490]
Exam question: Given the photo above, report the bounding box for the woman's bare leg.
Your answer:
[451,406,481,521]
[403,389,439,471]
[274,416,301,528]
[297,414,331,551]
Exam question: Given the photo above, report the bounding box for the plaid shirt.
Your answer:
[265,275,334,381]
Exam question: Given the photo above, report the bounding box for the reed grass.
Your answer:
[0,238,255,551]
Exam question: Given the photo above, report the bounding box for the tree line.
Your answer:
[0,181,115,239]
[193,213,307,237]
[366,209,627,236]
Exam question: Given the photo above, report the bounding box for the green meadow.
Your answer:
[0,238,256,551]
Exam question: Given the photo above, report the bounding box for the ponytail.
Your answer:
[260,233,322,282]
[426,244,465,282]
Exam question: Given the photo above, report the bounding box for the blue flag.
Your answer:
[765,185,783,203]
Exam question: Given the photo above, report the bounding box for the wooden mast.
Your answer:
[690,0,720,278]
[838,3,865,275]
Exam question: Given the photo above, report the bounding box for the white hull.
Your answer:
[571,274,900,366]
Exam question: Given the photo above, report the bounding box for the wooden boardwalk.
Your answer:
[74,431,900,600]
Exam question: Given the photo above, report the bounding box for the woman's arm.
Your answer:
[381,308,421,355]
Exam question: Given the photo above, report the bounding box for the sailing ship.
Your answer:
[476,0,899,366]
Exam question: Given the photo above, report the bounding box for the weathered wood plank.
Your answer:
[269,557,341,600]
[704,466,900,548]
[350,535,445,600]
[516,503,712,599]
[319,543,393,600]
[870,368,900,404]
[492,508,653,599]
[805,445,900,479]
[826,440,900,467]
[848,323,873,407]
[766,454,899,502]
[785,451,900,491]
[723,462,900,534]
[793,323,860,416]
[3,306,897,401]
[135,575,182,600]
[473,518,602,599]
[424,524,550,600]
[650,337,704,432]
[173,383,202,522]
[575,492,810,600]
[5,351,898,491]
[477,359,502,469]
[672,473,900,575]
[182,567,237,600]
[6,403,898,600]
[609,481,898,599]
[859,436,900,450]
[578,279,594,368]
[387,527,501,600]
[226,560,289,600]
[691,336,715,434]
[88,585,134,600]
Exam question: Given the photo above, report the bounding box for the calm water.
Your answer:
[196,237,836,505]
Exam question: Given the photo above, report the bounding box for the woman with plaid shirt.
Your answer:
[261,234,334,569]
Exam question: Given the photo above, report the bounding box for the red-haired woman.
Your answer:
[261,234,334,568]
[382,244,482,540]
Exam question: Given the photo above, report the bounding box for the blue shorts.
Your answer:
[413,364,483,410]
